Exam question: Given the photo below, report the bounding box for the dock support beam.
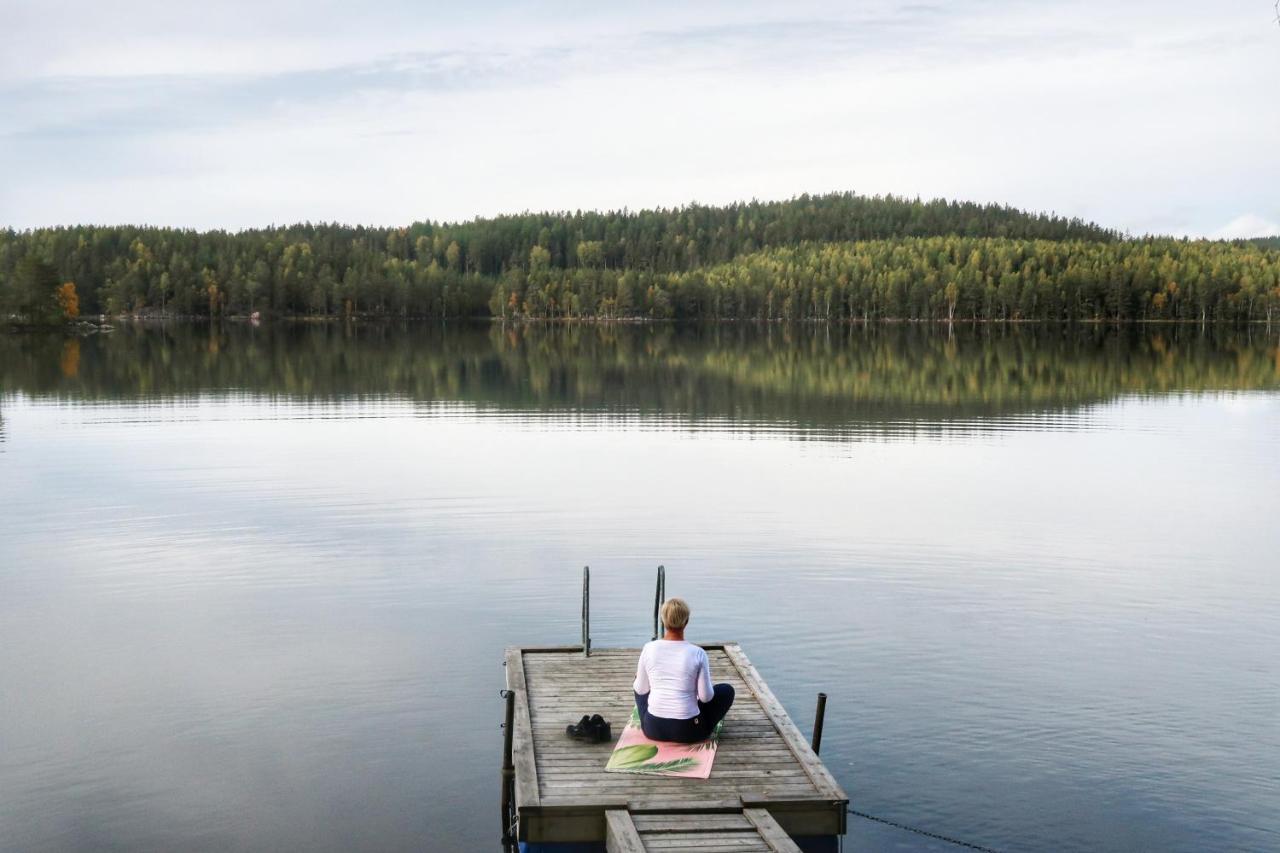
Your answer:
[500,688,516,848]
[582,566,591,657]
[811,692,827,755]
[652,564,666,640]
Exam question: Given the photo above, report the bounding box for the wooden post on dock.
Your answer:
[652,564,666,640]
[811,692,827,755]
[581,566,591,657]
[500,688,516,847]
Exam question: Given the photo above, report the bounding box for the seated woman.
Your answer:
[632,598,735,744]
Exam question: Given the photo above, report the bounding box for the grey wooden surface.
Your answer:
[506,644,848,843]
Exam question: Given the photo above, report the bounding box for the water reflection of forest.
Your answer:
[1,323,1277,426]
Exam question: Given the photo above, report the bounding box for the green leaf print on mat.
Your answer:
[607,744,658,769]
[611,756,701,775]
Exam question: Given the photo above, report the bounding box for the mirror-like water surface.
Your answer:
[1,323,1278,852]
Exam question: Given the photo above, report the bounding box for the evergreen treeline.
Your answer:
[1,192,1276,323]
[633,238,1280,324]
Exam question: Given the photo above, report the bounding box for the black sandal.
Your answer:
[565,714,612,743]
[565,715,593,740]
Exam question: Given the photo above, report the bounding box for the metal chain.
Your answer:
[847,807,1002,853]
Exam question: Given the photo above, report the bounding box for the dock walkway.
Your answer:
[606,807,802,852]
[504,643,847,847]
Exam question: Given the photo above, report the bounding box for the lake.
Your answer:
[1,322,1277,852]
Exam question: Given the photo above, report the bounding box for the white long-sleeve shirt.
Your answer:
[633,639,714,719]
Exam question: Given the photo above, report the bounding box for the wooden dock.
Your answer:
[504,643,848,848]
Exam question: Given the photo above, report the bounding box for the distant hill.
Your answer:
[413,192,1117,275]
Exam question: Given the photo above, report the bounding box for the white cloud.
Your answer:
[1210,214,1280,240]
[1,0,1278,234]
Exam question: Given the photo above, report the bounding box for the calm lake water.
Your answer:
[1,323,1278,853]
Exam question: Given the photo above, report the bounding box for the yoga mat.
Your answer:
[604,707,721,778]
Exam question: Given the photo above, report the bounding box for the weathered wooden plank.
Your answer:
[645,840,762,845]
[643,835,771,851]
[538,757,811,771]
[524,660,638,668]
[525,652,737,672]
[540,725,788,739]
[541,789,822,802]
[539,729,785,741]
[526,670,743,680]
[527,656,739,671]
[537,763,808,778]
[526,656,742,668]
[538,776,819,789]
[531,745,619,756]
[539,773,816,786]
[535,745,802,759]
[530,719,773,734]
[722,644,846,804]
[527,668,739,675]
[530,715,773,732]
[529,697,751,709]
[506,647,540,815]
[744,808,802,852]
[632,812,754,833]
[526,683,754,697]
[527,686,752,699]
[527,695,758,708]
[605,810,646,853]
[529,684,751,695]
[534,752,802,766]
[524,650,634,661]
[540,782,821,797]
[532,729,781,747]
[541,782,816,793]
[530,720,777,733]
[541,766,805,780]
[539,764,810,776]
[535,758,801,770]
[541,768,804,780]
[527,690,751,702]
[542,788,812,799]
[646,846,770,853]
[624,797,746,812]
[522,643,728,657]
[536,762,801,774]
[534,733,788,748]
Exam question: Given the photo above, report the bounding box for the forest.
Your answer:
[1,192,1276,323]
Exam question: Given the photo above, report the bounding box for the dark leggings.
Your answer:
[634,684,735,744]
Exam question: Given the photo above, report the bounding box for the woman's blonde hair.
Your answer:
[661,597,691,630]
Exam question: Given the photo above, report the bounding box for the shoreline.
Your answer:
[6,315,1277,332]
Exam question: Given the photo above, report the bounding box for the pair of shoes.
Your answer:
[565,714,611,743]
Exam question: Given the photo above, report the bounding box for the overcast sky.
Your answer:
[1,0,1277,237]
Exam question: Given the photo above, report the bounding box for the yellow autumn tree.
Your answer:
[56,282,80,320]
